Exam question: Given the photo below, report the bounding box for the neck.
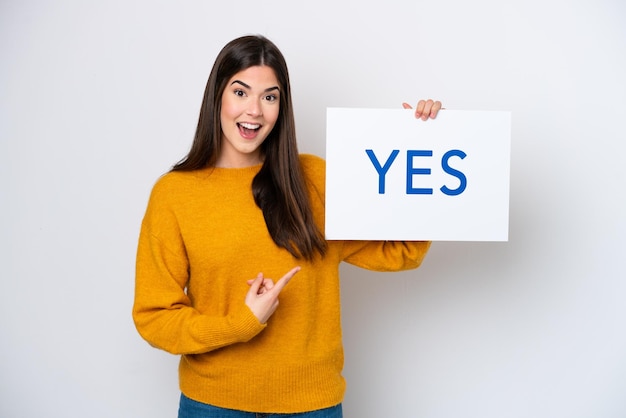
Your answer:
[215,154,263,168]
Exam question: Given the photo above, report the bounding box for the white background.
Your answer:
[1,1,625,417]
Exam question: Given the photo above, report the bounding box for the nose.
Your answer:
[246,98,263,117]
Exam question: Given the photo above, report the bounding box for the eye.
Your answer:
[234,89,246,97]
[264,94,278,102]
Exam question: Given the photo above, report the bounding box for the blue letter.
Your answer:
[366,149,399,194]
[406,150,433,194]
[440,149,467,196]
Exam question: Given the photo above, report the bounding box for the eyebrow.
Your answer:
[230,80,280,93]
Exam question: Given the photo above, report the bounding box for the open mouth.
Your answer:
[238,122,261,138]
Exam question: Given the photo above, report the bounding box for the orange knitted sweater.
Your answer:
[133,154,430,413]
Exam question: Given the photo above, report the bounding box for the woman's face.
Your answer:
[217,65,280,168]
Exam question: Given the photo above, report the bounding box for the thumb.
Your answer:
[402,102,413,109]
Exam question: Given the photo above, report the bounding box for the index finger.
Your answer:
[272,266,301,294]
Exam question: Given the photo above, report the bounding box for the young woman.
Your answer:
[133,35,442,418]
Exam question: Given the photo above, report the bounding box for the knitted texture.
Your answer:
[133,154,430,413]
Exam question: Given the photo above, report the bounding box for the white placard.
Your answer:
[325,108,511,241]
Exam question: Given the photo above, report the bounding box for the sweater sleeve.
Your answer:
[132,177,265,355]
[339,240,431,272]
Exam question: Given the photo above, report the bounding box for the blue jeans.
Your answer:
[178,394,343,418]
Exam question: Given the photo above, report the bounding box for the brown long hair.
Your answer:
[173,35,326,260]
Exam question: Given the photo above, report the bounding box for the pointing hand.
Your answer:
[245,266,301,324]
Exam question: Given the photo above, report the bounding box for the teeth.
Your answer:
[239,123,260,130]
